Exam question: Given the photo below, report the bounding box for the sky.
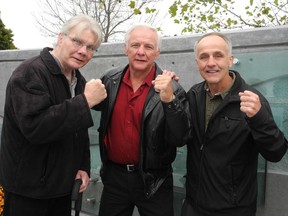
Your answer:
[0,0,183,50]
[0,0,53,50]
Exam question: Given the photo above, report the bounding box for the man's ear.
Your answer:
[57,33,65,46]
[155,50,160,59]
[124,44,128,55]
[229,55,234,67]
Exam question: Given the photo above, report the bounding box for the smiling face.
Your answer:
[195,34,234,93]
[124,27,160,76]
[53,27,97,74]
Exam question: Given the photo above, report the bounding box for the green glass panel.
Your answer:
[88,50,288,214]
[88,110,102,174]
[231,50,288,206]
[231,50,288,169]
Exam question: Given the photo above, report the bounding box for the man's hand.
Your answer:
[239,90,261,118]
[75,170,90,193]
[84,79,107,108]
[152,70,176,103]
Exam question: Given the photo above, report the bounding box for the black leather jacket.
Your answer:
[95,63,189,198]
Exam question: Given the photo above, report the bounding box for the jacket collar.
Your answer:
[40,47,82,80]
[142,63,164,119]
[40,47,62,76]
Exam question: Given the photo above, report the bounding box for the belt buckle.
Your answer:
[126,164,135,172]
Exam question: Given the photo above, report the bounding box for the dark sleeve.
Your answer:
[10,66,93,144]
[162,82,190,147]
[79,130,91,176]
[247,99,288,162]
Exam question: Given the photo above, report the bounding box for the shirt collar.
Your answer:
[204,71,236,99]
[123,65,156,88]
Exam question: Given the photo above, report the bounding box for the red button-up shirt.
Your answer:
[105,66,155,164]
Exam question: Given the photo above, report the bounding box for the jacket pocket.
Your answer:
[219,115,244,129]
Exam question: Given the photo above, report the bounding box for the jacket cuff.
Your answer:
[246,104,269,126]
[162,98,179,114]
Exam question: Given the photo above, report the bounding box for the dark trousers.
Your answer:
[98,162,174,216]
[3,191,71,216]
[181,199,202,216]
[181,199,256,216]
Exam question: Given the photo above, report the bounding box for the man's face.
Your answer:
[125,27,160,74]
[195,35,234,88]
[57,28,97,71]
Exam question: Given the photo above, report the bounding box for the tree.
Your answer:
[34,0,162,43]
[168,0,288,33]
[0,18,17,50]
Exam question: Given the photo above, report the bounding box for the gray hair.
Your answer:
[124,23,162,51]
[194,32,232,57]
[61,14,103,49]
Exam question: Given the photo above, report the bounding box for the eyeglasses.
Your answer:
[65,34,96,53]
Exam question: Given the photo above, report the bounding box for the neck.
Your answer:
[50,50,73,81]
[208,75,233,96]
[130,76,145,92]
[129,71,149,92]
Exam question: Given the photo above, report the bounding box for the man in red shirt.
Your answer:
[95,23,189,216]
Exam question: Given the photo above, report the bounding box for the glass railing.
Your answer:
[1,49,286,216]
[86,49,288,215]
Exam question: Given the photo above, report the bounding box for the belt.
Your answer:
[109,161,138,172]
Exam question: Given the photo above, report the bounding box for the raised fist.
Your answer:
[84,79,107,108]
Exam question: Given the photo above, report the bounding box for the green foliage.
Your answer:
[146,7,156,14]
[128,1,156,14]
[127,0,157,16]
[167,0,288,33]
[128,1,136,8]
[133,8,141,15]
[0,19,17,50]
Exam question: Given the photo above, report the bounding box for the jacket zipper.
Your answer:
[195,88,206,206]
[231,167,238,205]
[196,133,205,206]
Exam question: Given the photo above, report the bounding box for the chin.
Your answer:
[72,62,85,69]
[205,77,220,84]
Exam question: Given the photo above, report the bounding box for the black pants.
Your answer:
[181,199,256,216]
[98,162,174,216]
[3,191,71,216]
[181,199,202,216]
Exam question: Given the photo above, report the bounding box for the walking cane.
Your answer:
[71,179,83,216]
